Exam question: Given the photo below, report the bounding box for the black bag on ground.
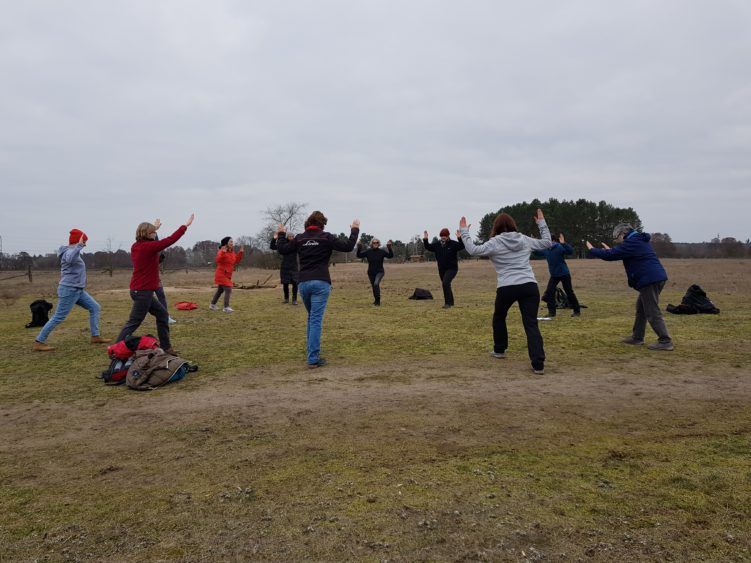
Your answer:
[555,288,570,309]
[26,299,53,328]
[667,284,720,315]
[408,288,433,300]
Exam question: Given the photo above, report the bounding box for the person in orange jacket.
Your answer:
[210,237,244,312]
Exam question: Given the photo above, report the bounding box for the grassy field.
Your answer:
[1,259,750,561]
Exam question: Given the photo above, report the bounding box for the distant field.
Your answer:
[1,259,750,561]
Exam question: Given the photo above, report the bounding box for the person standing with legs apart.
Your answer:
[423,228,465,308]
[211,237,244,312]
[459,209,552,375]
[33,230,110,351]
[270,232,300,304]
[154,235,177,324]
[533,232,581,318]
[586,224,673,351]
[356,238,394,306]
[116,214,194,354]
[276,211,360,369]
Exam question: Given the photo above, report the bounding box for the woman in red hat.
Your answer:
[33,229,110,351]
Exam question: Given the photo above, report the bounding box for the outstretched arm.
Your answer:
[526,209,553,251]
[332,220,361,252]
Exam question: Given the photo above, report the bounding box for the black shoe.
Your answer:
[532,366,545,375]
[373,301,381,306]
[291,300,298,305]
[442,304,453,309]
[307,358,327,369]
[283,299,289,304]
[571,311,581,317]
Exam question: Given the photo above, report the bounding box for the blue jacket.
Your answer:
[58,244,87,288]
[533,242,573,277]
[588,231,667,290]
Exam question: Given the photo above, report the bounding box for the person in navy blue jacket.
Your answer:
[587,223,673,351]
[533,232,581,317]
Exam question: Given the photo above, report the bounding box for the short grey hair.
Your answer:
[612,223,633,239]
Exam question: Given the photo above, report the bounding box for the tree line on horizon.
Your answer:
[2,198,749,271]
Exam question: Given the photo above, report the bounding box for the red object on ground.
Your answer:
[175,301,198,310]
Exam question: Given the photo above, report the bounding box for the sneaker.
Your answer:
[307,358,327,369]
[283,299,289,304]
[33,341,55,352]
[168,317,177,324]
[291,300,298,305]
[209,304,217,311]
[373,301,381,306]
[621,336,644,345]
[442,304,453,309]
[648,341,674,351]
[90,336,110,344]
[489,351,506,359]
[571,311,581,317]
[532,367,545,375]
[223,307,234,313]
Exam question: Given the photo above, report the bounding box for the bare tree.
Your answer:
[262,202,307,233]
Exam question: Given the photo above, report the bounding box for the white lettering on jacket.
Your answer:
[302,240,320,246]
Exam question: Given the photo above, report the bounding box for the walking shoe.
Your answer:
[532,367,545,375]
[90,336,110,344]
[209,303,217,311]
[489,351,506,359]
[168,316,177,324]
[223,307,234,313]
[373,301,381,306]
[571,311,581,317]
[291,300,298,305]
[307,358,327,369]
[648,341,674,351]
[442,304,453,309]
[164,347,181,356]
[33,341,55,352]
[283,299,289,304]
[621,336,644,345]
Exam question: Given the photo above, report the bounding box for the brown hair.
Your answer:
[490,213,517,237]
[135,222,157,241]
[305,210,328,229]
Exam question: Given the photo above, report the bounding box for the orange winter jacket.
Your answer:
[214,248,244,286]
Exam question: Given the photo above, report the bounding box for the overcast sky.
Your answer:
[1,0,750,254]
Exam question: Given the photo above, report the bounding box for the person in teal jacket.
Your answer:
[533,232,581,317]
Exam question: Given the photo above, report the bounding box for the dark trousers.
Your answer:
[283,282,298,302]
[493,282,545,370]
[368,271,385,304]
[633,281,671,342]
[117,290,171,350]
[541,274,580,315]
[155,286,168,310]
[438,268,458,306]
[211,285,233,307]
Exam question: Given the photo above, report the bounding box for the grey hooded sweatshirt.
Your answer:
[460,219,552,288]
[58,244,87,288]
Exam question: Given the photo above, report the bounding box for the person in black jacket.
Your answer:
[423,227,465,308]
[356,238,394,306]
[276,210,360,368]
[270,232,300,304]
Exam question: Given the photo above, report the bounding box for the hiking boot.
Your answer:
[223,307,234,313]
[164,347,181,356]
[621,336,644,345]
[489,351,506,359]
[209,303,217,311]
[307,358,327,369]
[33,341,55,352]
[648,341,674,351]
[532,366,545,375]
[90,336,110,344]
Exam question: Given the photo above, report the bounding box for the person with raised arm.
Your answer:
[459,209,552,375]
[33,230,109,351]
[210,237,245,312]
[276,211,360,369]
[586,223,673,351]
[116,214,194,354]
[356,238,394,306]
[533,231,582,318]
[270,232,300,304]
[422,227,465,308]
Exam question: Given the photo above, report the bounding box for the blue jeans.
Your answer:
[299,280,332,364]
[36,284,101,343]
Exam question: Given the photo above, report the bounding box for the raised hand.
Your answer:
[351,219,361,229]
[78,232,87,245]
[154,218,162,230]
[585,241,594,250]
[558,233,565,243]
[601,242,611,250]
[273,232,279,240]
[423,230,429,240]
[459,216,468,229]
[184,213,195,227]
[387,239,393,246]
[534,208,544,222]
[456,230,461,239]
[278,223,287,234]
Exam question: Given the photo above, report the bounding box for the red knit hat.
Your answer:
[69,229,88,245]
[439,228,450,237]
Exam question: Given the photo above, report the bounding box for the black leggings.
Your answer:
[438,268,458,306]
[283,282,298,301]
[368,271,385,303]
[493,282,545,370]
[211,285,233,308]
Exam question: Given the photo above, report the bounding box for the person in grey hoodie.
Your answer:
[459,209,552,375]
[33,229,110,351]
